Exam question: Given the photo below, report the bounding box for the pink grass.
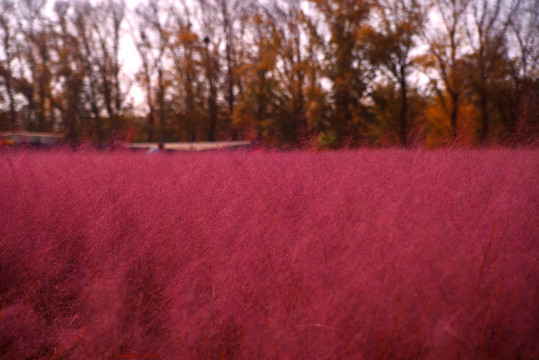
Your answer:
[0,148,538,359]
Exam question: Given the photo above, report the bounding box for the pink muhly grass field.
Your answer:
[0,148,537,359]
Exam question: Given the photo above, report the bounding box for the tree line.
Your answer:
[0,0,537,147]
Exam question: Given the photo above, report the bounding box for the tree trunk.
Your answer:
[479,94,488,144]
[2,71,17,130]
[158,67,165,147]
[399,68,408,146]
[205,45,217,141]
[450,92,459,141]
[147,106,155,142]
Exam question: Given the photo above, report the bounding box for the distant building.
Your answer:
[0,131,63,146]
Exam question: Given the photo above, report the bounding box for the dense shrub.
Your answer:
[0,148,537,359]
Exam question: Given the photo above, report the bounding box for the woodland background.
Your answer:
[0,0,537,148]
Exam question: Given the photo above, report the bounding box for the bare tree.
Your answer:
[505,0,538,141]
[49,0,82,140]
[71,1,106,139]
[16,0,50,131]
[198,0,222,141]
[267,0,309,142]
[131,16,156,141]
[93,0,126,140]
[422,0,470,141]
[133,0,171,146]
[464,0,517,143]
[167,2,203,141]
[0,0,17,130]
[214,0,250,139]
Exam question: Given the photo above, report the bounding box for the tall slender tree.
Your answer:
[504,0,538,142]
[421,0,470,141]
[308,0,372,145]
[464,0,516,143]
[94,0,126,140]
[17,0,49,131]
[133,0,171,146]
[167,3,202,141]
[0,0,17,130]
[49,0,84,140]
[365,0,427,145]
[266,0,309,143]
